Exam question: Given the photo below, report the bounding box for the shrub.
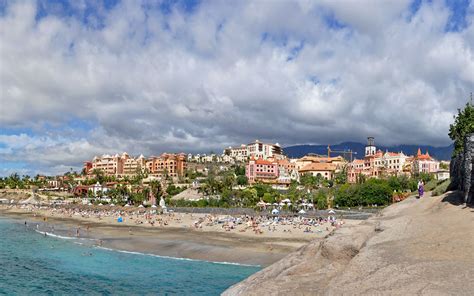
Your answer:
[358,179,393,206]
[424,179,438,191]
[334,178,393,207]
[432,179,450,196]
[334,183,360,207]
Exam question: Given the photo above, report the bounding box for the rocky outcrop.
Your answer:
[450,133,473,204]
[224,192,474,295]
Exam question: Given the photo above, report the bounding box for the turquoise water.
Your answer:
[0,217,259,295]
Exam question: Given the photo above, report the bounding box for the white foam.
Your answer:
[94,246,260,267]
[33,229,260,267]
[35,230,76,240]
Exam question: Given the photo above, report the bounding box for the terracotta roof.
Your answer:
[254,159,276,165]
[299,163,337,172]
[416,148,433,160]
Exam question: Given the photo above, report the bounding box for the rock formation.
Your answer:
[224,192,474,295]
[450,133,473,204]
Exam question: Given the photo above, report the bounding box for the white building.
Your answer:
[224,140,283,161]
[90,182,109,197]
[436,170,450,181]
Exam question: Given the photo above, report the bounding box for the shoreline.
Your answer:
[0,206,357,266]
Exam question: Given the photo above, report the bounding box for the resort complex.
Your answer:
[76,137,444,191]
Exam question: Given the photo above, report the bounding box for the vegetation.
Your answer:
[439,162,449,170]
[432,179,450,196]
[449,101,474,156]
[0,173,47,189]
[166,184,186,196]
[334,176,416,208]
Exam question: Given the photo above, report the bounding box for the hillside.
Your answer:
[224,191,474,295]
[284,142,453,160]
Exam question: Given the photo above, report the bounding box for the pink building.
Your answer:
[413,148,439,174]
[246,158,279,184]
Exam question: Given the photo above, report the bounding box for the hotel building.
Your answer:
[146,153,187,178]
[413,149,440,174]
[246,158,279,184]
[347,137,439,183]
[225,140,283,161]
[84,152,187,178]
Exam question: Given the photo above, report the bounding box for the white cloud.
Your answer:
[0,0,473,175]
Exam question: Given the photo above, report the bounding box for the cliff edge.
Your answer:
[224,192,474,295]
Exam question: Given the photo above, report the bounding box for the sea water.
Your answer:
[0,217,260,295]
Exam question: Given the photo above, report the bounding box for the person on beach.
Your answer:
[418,181,424,199]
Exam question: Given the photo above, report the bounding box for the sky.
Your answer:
[0,0,473,176]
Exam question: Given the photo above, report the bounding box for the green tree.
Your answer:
[91,169,105,184]
[449,101,474,156]
[236,175,248,185]
[241,188,258,207]
[234,165,246,176]
[316,190,328,209]
[439,162,449,170]
[358,179,392,206]
[262,192,274,203]
[334,166,348,185]
[334,183,359,207]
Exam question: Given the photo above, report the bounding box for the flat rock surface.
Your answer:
[224,191,474,295]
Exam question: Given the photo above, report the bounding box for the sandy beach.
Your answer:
[0,204,361,266]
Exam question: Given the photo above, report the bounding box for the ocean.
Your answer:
[0,217,260,295]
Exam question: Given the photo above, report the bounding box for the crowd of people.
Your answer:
[2,203,345,237]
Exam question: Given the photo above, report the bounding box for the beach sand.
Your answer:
[0,205,361,266]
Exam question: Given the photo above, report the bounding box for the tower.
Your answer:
[365,137,376,157]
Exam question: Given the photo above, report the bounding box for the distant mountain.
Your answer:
[283,142,453,161]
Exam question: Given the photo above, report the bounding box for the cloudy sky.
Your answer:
[0,0,473,176]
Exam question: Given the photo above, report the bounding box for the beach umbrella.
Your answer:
[124,204,130,207]
[98,203,103,206]
[298,209,306,214]
[151,204,157,208]
[328,209,336,214]
[109,203,115,206]
[138,204,144,208]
